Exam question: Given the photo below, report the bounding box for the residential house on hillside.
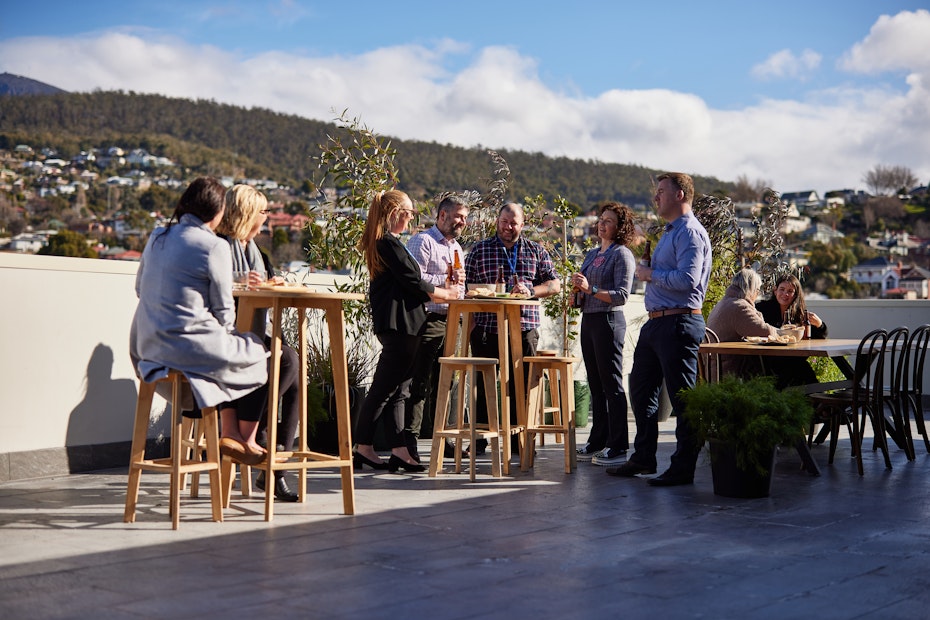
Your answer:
[781,190,821,212]
[802,223,845,244]
[265,212,309,233]
[866,231,924,258]
[850,256,901,297]
[898,265,930,299]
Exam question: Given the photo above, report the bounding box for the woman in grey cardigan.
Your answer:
[130,177,270,464]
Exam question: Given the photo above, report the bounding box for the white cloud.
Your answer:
[1,17,928,196]
[751,49,822,81]
[840,9,930,75]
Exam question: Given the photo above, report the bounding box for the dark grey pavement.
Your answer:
[2,420,930,619]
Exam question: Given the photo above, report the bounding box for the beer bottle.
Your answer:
[496,265,506,294]
[453,249,462,271]
[445,260,455,288]
[802,311,811,340]
[640,239,652,267]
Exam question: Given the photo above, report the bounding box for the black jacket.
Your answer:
[369,234,433,336]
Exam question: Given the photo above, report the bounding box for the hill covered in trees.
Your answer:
[0,90,734,208]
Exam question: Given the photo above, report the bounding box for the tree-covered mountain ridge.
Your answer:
[0,90,734,208]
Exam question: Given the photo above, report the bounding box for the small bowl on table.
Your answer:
[776,325,805,343]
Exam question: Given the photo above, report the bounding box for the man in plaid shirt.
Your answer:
[464,203,561,455]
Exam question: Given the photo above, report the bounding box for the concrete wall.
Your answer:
[1,251,927,481]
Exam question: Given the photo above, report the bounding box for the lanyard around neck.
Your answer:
[499,237,519,274]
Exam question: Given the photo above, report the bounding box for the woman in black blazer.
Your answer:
[353,190,459,472]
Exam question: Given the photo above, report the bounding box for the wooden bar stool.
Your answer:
[428,357,503,481]
[124,371,224,529]
[521,356,581,473]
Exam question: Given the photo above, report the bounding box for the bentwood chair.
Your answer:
[880,327,913,460]
[807,329,890,476]
[698,327,722,383]
[903,324,930,454]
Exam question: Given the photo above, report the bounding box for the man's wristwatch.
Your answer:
[591,286,599,295]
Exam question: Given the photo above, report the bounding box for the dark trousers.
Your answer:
[469,326,538,443]
[580,311,629,451]
[355,331,421,449]
[257,343,300,451]
[628,313,704,475]
[404,314,447,440]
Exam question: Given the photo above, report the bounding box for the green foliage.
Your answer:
[682,375,813,475]
[810,356,845,383]
[37,229,97,258]
[272,227,289,251]
[692,189,792,305]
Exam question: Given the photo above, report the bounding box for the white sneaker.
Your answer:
[576,444,601,461]
[592,448,627,466]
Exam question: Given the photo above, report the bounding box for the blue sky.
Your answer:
[2,1,929,195]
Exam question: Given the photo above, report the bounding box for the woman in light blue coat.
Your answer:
[130,177,269,462]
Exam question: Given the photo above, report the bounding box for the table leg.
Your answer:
[507,306,527,464]
[262,300,285,522]
[324,300,356,515]
[497,308,511,473]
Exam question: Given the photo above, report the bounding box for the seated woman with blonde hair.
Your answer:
[216,184,300,501]
[706,268,778,378]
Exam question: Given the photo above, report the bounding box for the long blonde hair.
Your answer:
[359,189,411,278]
[217,184,267,240]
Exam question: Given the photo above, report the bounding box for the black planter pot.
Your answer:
[709,439,775,499]
[307,384,368,454]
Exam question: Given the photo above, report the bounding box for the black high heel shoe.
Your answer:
[388,454,425,473]
[353,452,389,470]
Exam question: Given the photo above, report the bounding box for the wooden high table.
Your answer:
[699,338,862,391]
[698,338,866,476]
[442,296,541,472]
[235,285,364,521]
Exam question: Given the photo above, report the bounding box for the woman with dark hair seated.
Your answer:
[756,273,828,388]
[130,176,270,465]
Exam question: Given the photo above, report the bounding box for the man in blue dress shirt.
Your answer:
[606,172,712,486]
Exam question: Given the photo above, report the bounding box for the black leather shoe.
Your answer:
[647,470,694,487]
[387,454,425,473]
[605,461,657,477]
[465,440,487,456]
[353,451,389,470]
[255,471,300,502]
[443,440,457,458]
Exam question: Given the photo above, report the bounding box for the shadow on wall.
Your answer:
[65,343,166,472]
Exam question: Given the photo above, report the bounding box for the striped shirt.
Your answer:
[406,226,464,315]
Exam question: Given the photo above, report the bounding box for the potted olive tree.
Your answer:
[681,375,813,498]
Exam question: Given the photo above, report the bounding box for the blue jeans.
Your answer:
[580,311,628,451]
[628,313,704,474]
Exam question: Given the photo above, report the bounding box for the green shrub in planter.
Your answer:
[542,380,590,427]
[681,375,813,476]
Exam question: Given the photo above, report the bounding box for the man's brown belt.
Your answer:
[647,308,703,319]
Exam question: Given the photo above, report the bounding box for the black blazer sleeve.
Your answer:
[369,235,434,336]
